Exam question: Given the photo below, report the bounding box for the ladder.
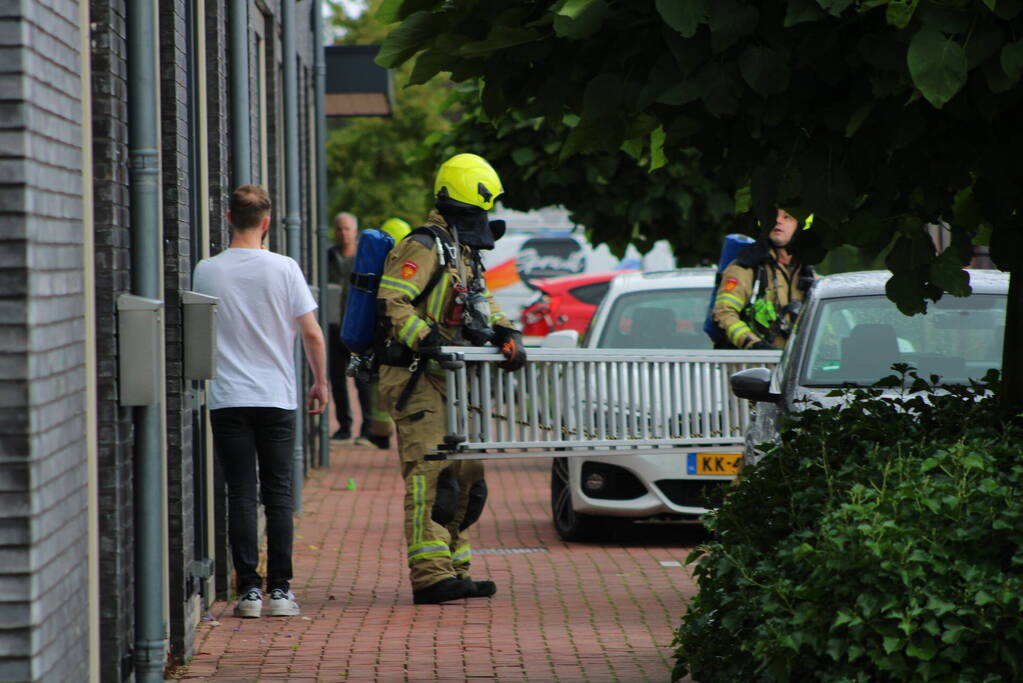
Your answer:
[429,347,781,460]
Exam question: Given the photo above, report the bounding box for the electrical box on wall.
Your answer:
[117,294,164,406]
[181,290,219,380]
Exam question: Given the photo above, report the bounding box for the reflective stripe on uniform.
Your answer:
[715,292,745,311]
[407,540,451,563]
[726,320,753,347]
[451,544,471,566]
[399,316,427,347]
[490,312,508,325]
[380,275,422,300]
[412,474,425,544]
[426,272,449,322]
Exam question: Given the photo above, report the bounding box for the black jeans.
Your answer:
[328,324,373,438]
[211,407,296,593]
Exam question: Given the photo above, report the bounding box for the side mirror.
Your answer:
[542,329,580,348]
[730,367,780,403]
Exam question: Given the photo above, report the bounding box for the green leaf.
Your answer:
[1001,41,1023,80]
[512,147,537,167]
[650,126,667,171]
[375,11,438,68]
[844,102,874,137]
[621,138,644,160]
[707,0,759,53]
[458,27,540,57]
[907,28,968,109]
[376,0,435,25]
[885,271,931,315]
[553,0,610,39]
[885,0,920,30]
[739,46,791,96]
[929,247,971,297]
[906,636,938,661]
[817,0,854,16]
[408,49,450,86]
[883,635,903,654]
[785,0,826,27]
[376,0,405,24]
[656,0,707,38]
[981,0,997,10]
[989,225,1023,270]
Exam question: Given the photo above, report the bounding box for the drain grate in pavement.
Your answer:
[474,547,549,555]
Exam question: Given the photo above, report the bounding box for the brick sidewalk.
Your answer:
[174,440,704,682]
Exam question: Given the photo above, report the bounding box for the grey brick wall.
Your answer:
[0,0,90,681]
[89,0,136,678]
[159,0,200,664]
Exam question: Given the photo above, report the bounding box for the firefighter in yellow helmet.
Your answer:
[380,217,412,243]
[376,154,525,604]
[712,209,816,350]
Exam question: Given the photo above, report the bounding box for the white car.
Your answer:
[547,268,737,541]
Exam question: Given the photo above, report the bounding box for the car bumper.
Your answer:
[567,452,736,517]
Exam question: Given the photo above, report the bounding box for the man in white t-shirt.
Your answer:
[193,184,328,618]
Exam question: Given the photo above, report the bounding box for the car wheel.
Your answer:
[550,458,602,542]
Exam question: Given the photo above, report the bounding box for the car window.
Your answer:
[801,294,1006,386]
[596,288,713,349]
[568,281,610,306]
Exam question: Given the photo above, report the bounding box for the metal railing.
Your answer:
[431,347,781,460]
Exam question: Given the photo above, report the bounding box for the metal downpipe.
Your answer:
[282,0,304,512]
[126,0,167,679]
[229,0,251,185]
[313,0,330,469]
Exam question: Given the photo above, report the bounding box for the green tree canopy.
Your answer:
[324,0,451,235]
[377,0,1023,407]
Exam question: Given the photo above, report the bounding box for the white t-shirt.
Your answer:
[193,248,317,410]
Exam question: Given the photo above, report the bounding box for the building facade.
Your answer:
[0,0,329,680]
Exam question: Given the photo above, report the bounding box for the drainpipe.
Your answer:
[313,0,330,468]
[282,0,304,512]
[230,0,251,185]
[126,0,167,679]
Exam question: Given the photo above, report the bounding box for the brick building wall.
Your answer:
[88,0,136,678]
[0,0,90,680]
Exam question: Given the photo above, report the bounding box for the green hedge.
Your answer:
[673,372,1023,682]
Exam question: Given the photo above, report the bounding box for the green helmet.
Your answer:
[380,217,411,243]
[434,153,503,211]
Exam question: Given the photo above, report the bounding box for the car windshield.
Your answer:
[801,293,1006,387]
[597,287,713,349]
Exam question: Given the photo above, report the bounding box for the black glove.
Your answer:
[748,340,774,350]
[417,329,447,361]
[492,327,527,372]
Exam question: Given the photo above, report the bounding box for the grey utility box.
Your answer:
[181,290,219,380]
[117,294,164,406]
[326,283,343,326]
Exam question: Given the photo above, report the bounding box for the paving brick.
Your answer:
[174,435,703,682]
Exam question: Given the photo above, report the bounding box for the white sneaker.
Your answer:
[233,588,263,618]
[268,588,300,616]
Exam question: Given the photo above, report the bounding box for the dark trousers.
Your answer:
[329,324,373,438]
[210,407,296,593]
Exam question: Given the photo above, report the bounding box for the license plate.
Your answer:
[686,453,741,476]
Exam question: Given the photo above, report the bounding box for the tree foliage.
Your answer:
[324,0,450,234]
[376,0,1023,310]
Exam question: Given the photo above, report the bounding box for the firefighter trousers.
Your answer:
[380,366,487,592]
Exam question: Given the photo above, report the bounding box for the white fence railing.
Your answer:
[429,347,781,460]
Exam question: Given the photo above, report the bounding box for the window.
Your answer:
[597,288,713,349]
[801,294,1006,386]
[569,281,611,306]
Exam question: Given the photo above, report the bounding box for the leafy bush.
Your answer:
[673,372,1023,682]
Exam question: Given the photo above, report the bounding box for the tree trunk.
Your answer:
[1002,269,1023,416]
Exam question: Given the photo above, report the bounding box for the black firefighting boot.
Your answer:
[412,577,469,605]
[460,576,496,598]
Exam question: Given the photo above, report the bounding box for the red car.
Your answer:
[520,271,629,337]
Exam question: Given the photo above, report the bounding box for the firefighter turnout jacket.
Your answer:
[712,244,811,350]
